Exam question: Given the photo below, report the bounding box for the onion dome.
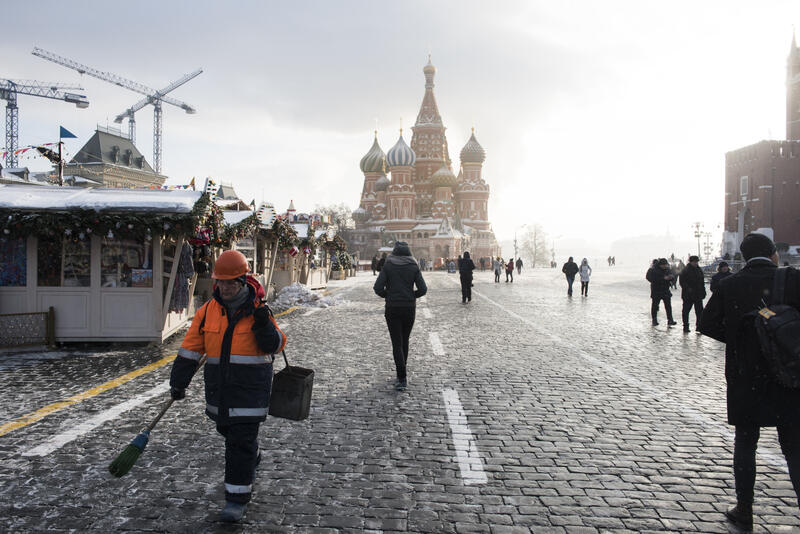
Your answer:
[352,206,369,222]
[374,174,390,191]
[386,131,416,167]
[423,55,436,88]
[431,163,457,188]
[460,129,486,164]
[359,131,386,173]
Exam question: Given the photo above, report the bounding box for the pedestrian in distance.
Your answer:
[373,241,427,392]
[561,256,579,296]
[371,254,379,276]
[516,257,523,275]
[479,257,486,271]
[493,256,502,283]
[579,258,592,296]
[505,258,514,283]
[169,250,287,523]
[710,261,733,293]
[679,255,706,332]
[377,252,387,272]
[459,251,476,303]
[699,232,800,531]
[646,258,677,326]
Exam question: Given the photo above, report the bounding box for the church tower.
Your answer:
[788,31,800,140]
[355,131,386,222]
[411,56,451,217]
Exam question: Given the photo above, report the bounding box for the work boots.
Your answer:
[220,501,248,523]
[724,503,753,531]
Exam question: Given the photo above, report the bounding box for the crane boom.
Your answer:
[114,69,202,122]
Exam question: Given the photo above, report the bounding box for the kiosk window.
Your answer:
[38,237,91,287]
[101,238,153,288]
[0,237,27,287]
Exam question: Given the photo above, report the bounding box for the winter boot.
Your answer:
[395,379,407,391]
[219,501,248,523]
[724,503,753,531]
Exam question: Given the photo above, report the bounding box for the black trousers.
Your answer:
[385,306,415,381]
[733,424,800,506]
[580,281,589,296]
[216,422,261,504]
[494,270,500,282]
[460,276,472,302]
[506,270,513,282]
[681,298,703,328]
[651,296,674,322]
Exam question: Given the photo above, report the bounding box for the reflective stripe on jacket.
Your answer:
[170,291,287,424]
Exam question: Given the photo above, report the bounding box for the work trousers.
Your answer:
[681,298,703,329]
[651,296,673,323]
[580,281,589,296]
[733,424,800,506]
[460,276,472,302]
[216,422,261,504]
[385,306,415,381]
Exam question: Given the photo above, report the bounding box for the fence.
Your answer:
[0,307,55,348]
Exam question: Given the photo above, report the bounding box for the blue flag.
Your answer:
[59,126,77,139]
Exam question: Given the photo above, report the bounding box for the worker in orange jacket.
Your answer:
[169,249,286,523]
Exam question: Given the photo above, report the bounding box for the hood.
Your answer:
[392,241,412,256]
[386,255,418,267]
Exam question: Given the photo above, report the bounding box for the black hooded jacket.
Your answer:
[373,243,427,307]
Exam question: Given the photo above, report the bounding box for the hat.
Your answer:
[718,261,729,270]
[657,258,669,265]
[739,232,776,261]
[688,255,700,263]
[392,241,412,256]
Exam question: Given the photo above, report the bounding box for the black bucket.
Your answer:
[269,362,314,421]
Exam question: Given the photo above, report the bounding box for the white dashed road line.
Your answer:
[428,332,445,356]
[442,388,488,485]
[22,381,171,457]
[422,307,432,319]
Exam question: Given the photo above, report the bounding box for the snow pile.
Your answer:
[272,282,342,310]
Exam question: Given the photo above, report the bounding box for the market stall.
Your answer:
[0,185,207,342]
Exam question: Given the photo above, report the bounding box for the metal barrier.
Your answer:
[0,307,55,348]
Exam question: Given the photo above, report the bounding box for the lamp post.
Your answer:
[691,222,703,259]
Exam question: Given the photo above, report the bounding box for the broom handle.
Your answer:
[144,353,208,433]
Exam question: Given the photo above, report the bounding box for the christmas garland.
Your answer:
[221,213,259,247]
[267,217,299,250]
[299,223,319,256]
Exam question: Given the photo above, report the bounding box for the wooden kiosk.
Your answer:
[0,185,205,342]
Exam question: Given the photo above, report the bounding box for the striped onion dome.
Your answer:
[359,132,386,173]
[386,132,416,167]
[431,163,457,188]
[460,130,486,163]
[374,174,390,191]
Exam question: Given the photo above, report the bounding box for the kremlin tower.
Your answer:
[350,58,498,263]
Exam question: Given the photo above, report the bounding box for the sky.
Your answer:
[3,1,799,255]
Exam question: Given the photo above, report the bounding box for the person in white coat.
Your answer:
[579,258,592,297]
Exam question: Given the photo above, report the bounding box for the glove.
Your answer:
[253,306,270,327]
[170,387,186,401]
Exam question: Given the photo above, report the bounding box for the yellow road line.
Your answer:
[0,307,299,438]
[0,354,176,438]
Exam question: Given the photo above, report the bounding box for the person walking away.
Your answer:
[579,258,592,296]
[710,261,733,293]
[169,250,287,523]
[377,252,387,272]
[699,232,800,531]
[479,257,485,271]
[506,258,514,283]
[646,258,677,326]
[516,257,523,275]
[493,256,502,283]
[459,251,475,303]
[373,241,427,391]
[679,255,706,332]
[371,254,379,276]
[562,256,579,296]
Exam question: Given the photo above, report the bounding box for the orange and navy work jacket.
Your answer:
[169,289,287,423]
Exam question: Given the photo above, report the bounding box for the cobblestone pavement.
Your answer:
[1,266,799,533]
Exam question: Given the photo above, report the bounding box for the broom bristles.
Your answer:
[108,430,150,478]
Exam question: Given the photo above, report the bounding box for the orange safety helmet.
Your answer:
[212,250,249,280]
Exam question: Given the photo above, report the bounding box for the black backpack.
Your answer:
[754,267,800,388]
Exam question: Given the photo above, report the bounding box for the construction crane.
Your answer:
[31,47,201,174]
[0,79,89,168]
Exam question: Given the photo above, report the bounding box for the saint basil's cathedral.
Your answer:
[349,58,499,263]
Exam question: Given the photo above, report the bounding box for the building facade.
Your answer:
[722,36,800,255]
[349,58,499,263]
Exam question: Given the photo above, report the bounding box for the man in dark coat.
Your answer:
[646,258,677,326]
[699,233,800,530]
[710,261,733,293]
[371,255,379,276]
[373,242,427,391]
[561,257,579,296]
[459,251,476,303]
[376,252,387,272]
[679,255,706,332]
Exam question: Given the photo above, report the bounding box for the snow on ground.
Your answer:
[271,282,344,311]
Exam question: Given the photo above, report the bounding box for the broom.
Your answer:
[108,354,206,477]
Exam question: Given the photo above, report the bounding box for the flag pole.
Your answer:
[58,133,64,187]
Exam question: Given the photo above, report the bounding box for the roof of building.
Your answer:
[386,132,416,167]
[460,130,486,163]
[0,185,202,213]
[223,210,254,225]
[69,128,157,174]
[431,163,457,187]
[360,132,387,173]
[374,174,391,191]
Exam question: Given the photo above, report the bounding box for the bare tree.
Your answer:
[314,203,354,234]
[520,224,549,268]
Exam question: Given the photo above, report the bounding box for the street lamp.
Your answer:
[691,222,703,259]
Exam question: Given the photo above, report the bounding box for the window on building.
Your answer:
[38,236,91,287]
[0,237,26,287]
[101,237,153,288]
[740,176,749,199]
